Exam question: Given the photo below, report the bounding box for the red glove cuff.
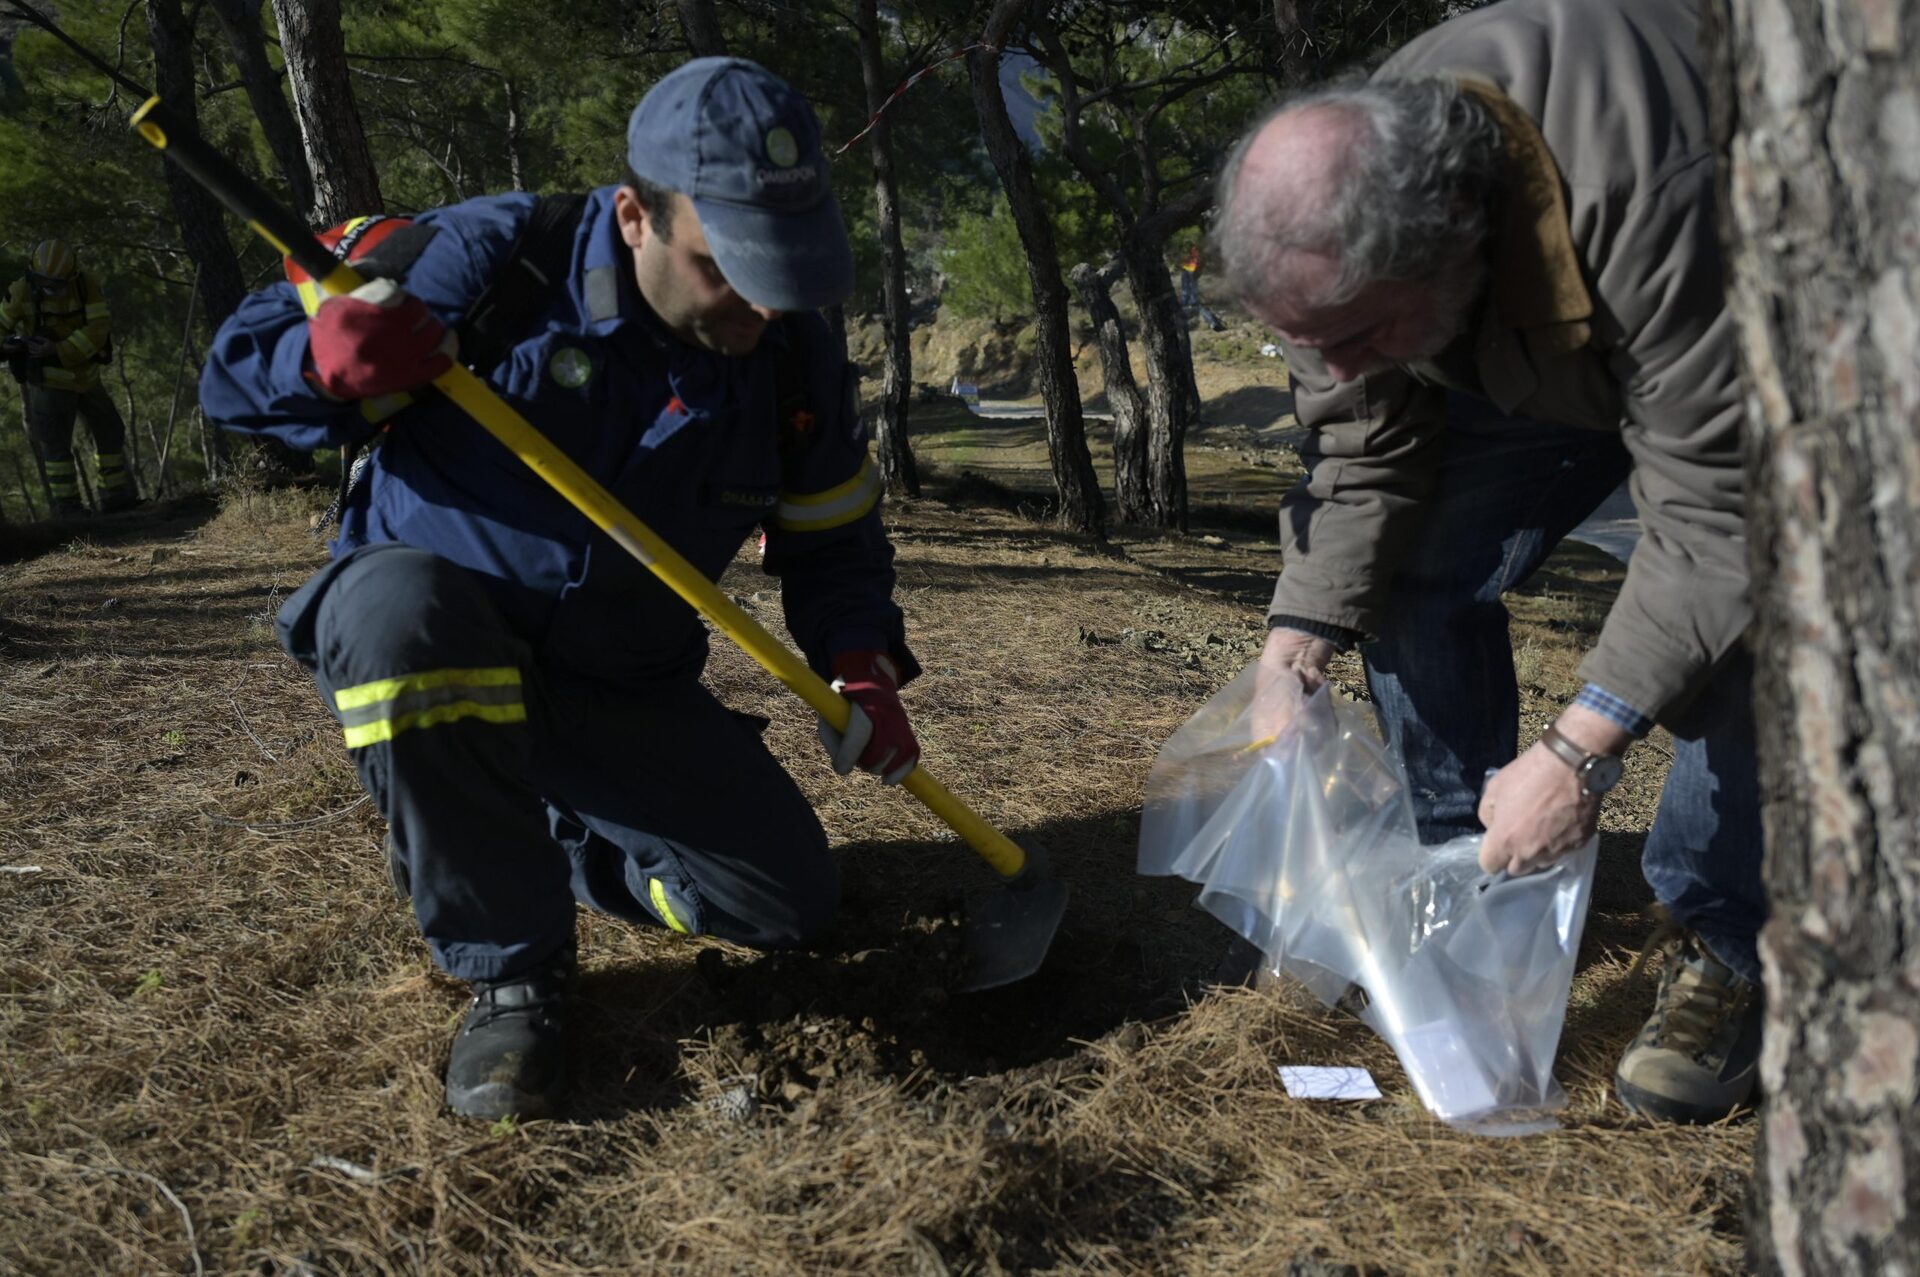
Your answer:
[831,650,899,691]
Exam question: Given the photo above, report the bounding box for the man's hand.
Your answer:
[817,650,919,785]
[307,278,456,401]
[1251,626,1338,742]
[24,336,55,359]
[1477,706,1629,874]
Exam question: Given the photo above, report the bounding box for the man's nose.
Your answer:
[749,303,783,322]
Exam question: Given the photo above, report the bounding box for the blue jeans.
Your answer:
[1360,396,1765,983]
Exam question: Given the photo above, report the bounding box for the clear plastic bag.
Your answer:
[1138,662,1597,1135]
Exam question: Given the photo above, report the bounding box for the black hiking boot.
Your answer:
[1614,919,1762,1124]
[446,944,575,1121]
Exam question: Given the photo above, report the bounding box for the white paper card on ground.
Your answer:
[1277,1065,1382,1101]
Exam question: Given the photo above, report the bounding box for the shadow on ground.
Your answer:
[564,806,1233,1121]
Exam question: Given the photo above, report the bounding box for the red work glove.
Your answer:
[306,278,456,401]
[817,650,919,785]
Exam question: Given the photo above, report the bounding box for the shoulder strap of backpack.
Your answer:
[345,193,589,377]
[457,192,590,375]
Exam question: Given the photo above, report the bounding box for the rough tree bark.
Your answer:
[674,0,728,57]
[271,0,383,225]
[208,0,314,215]
[856,0,919,497]
[146,0,289,477]
[1069,260,1147,521]
[1115,236,1192,529]
[144,0,246,329]
[968,1,1104,534]
[1712,1,1920,1273]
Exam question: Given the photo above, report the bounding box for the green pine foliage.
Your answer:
[0,0,1456,524]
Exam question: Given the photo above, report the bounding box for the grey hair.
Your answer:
[1211,77,1504,309]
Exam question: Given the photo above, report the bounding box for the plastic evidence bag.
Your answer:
[1137,662,1597,1135]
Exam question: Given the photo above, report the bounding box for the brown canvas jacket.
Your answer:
[1270,0,1747,725]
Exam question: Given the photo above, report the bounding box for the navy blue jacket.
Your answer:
[201,188,914,689]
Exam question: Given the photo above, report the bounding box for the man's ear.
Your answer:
[613,186,649,250]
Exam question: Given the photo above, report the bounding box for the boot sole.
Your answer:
[447,1080,560,1122]
[1615,1075,1753,1125]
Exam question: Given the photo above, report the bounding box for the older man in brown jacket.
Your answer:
[1213,0,1761,1124]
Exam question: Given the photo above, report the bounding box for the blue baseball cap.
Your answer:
[626,58,853,313]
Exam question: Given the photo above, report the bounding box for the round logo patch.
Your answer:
[765,126,799,168]
[548,347,593,389]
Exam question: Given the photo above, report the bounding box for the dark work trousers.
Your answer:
[278,543,839,983]
[1359,394,1766,984]
[24,380,131,509]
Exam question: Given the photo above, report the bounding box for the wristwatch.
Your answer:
[1539,724,1625,796]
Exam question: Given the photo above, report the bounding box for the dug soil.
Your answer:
[0,344,1753,1275]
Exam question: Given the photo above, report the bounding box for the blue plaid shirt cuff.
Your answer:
[1573,683,1654,738]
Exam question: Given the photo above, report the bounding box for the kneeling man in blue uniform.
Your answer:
[202,60,920,1120]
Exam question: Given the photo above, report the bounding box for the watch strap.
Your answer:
[1538,724,1591,771]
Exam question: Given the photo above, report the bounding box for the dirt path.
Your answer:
[0,479,1749,1275]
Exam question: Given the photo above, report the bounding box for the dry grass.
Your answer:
[0,436,1753,1274]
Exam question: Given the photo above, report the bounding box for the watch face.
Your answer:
[1585,754,1625,794]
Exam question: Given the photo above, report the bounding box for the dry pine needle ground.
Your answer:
[0,463,1752,1276]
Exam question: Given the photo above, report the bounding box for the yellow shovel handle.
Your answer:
[326,269,1032,881]
[130,92,1030,881]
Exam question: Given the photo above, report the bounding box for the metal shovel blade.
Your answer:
[957,875,1070,992]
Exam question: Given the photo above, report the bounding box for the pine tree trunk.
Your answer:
[144,0,246,330]
[270,0,383,226]
[1070,261,1147,522]
[1712,2,1920,1273]
[857,0,918,497]
[148,0,306,482]
[967,13,1104,535]
[1117,236,1194,531]
[208,0,315,215]
[674,0,728,57]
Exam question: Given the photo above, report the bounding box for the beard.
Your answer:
[1402,257,1489,364]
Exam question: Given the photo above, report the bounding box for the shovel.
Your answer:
[127,95,1066,991]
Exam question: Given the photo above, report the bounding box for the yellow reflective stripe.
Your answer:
[66,330,97,357]
[772,456,881,533]
[84,303,109,319]
[95,452,123,466]
[649,879,690,934]
[333,666,521,712]
[341,700,526,748]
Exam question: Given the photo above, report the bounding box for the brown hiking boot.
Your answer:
[1614,919,1762,1124]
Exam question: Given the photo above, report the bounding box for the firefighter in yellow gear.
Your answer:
[0,239,136,515]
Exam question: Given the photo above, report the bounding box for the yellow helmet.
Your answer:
[28,239,77,288]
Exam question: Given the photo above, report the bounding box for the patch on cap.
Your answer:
[765,126,799,168]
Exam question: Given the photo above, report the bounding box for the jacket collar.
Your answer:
[1458,76,1593,335]
[1442,77,1595,410]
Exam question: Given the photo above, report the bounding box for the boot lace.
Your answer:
[1629,916,1746,1062]
[467,952,571,1034]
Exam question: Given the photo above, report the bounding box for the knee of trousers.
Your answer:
[303,546,525,689]
[673,824,839,951]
